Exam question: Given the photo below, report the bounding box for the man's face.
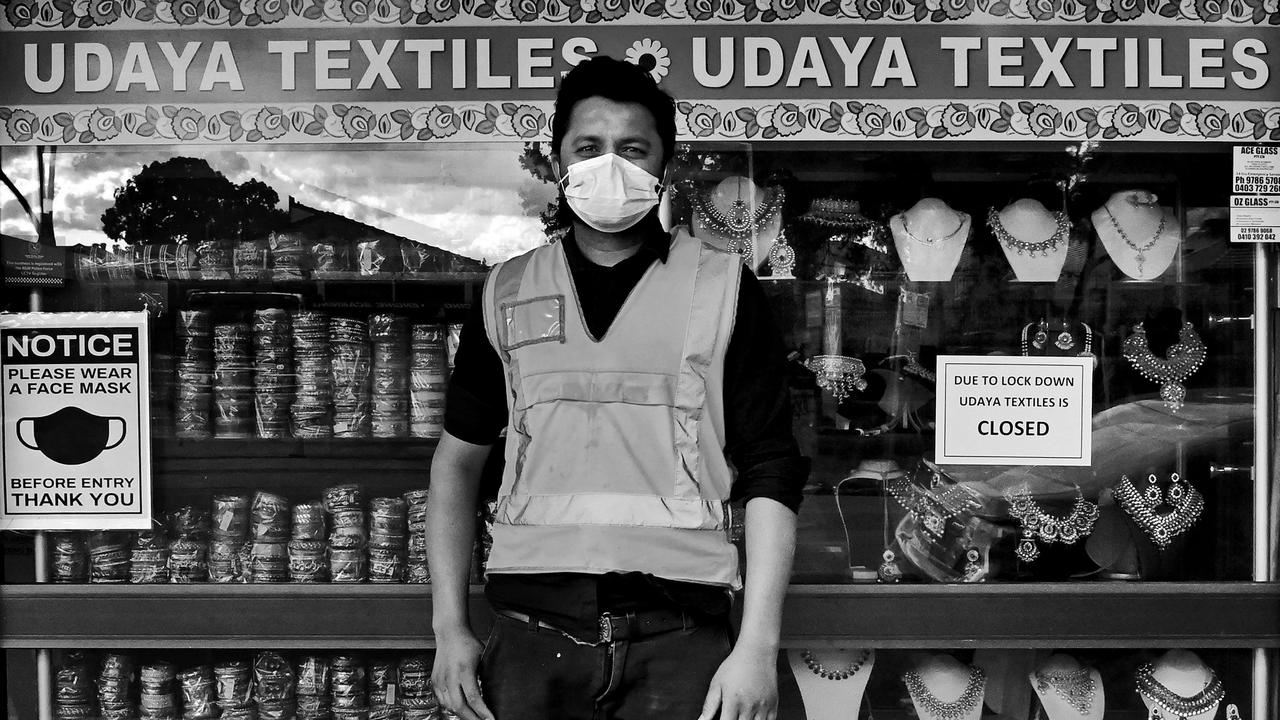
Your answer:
[555,96,666,181]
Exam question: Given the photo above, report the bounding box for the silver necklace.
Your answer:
[1122,321,1206,412]
[1004,487,1099,563]
[988,207,1071,257]
[1035,667,1096,716]
[904,665,985,720]
[1135,662,1224,720]
[1104,203,1166,276]
[800,649,870,680]
[1115,473,1204,549]
[901,211,967,246]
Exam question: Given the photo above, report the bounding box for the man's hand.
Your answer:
[431,627,496,720]
[697,643,778,720]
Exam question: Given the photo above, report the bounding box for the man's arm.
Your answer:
[428,430,497,720]
[699,497,796,720]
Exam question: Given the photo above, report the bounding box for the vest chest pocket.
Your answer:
[500,295,566,353]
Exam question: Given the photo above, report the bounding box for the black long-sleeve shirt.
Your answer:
[443,223,808,636]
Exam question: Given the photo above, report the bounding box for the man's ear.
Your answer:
[550,155,563,183]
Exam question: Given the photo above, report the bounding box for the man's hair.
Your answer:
[551,56,677,166]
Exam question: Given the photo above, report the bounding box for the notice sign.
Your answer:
[1232,146,1280,195]
[1,312,151,530]
[1230,195,1280,243]
[936,355,1092,467]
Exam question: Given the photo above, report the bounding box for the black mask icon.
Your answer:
[16,406,127,465]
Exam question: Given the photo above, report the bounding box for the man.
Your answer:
[428,56,808,720]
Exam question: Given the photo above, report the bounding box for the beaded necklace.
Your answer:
[1036,667,1096,716]
[1114,473,1204,549]
[988,207,1071,257]
[1104,203,1166,277]
[1004,487,1100,563]
[1135,663,1224,720]
[903,665,985,720]
[799,649,871,681]
[1122,321,1206,412]
[691,185,784,240]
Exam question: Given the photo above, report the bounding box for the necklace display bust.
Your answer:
[890,198,971,282]
[1092,189,1181,280]
[989,199,1071,282]
[786,649,875,720]
[1136,650,1224,720]
[691,176,783,273]
[903,654,986,720]
[1030,654,1104,720]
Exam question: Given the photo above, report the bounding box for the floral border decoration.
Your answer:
[2,0,1277,28]
[2,100,1278,145]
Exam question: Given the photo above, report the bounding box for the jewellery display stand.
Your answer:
[903,654,987,720]
[1136,650,1224,720]
[691,175,783,273]
[989,199,1071,282]
[890,199,970,282]
[1092,190,1181,281]
[1030,654,1104,720]
[786,648,875,720]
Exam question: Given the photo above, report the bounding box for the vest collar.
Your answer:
[563,222,672,268]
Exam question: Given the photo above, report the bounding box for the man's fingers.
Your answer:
[461,677,496,720]
[697,683,722,720]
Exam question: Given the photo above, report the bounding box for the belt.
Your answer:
[493,608,700,644]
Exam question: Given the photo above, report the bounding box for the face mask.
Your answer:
[559,153,663,234]
[17,406,127,465]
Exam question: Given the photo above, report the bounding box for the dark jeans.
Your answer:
[478,611,733,720]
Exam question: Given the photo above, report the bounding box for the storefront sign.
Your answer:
[936,355,1092,467]
[1,312,152,531]
[1,237,67,288]
[1230,195,1280,243]
[1,16,1277,145]
[1232,145,1280,194]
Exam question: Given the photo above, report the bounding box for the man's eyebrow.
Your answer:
[566,133,652,145]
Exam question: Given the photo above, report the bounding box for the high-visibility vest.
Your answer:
[481,228,743,588]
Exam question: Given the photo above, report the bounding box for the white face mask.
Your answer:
[559,153,663,234]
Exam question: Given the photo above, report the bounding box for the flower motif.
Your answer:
[172,0,203,23]
[341,106,374,139]
[625,39,671,84]
[172,107,204,140]
[772,103,805,136]
[88,108,120,141]
[254,107,288,140]
[663,0,689,17]
[257,0,287,21]
[5,0,38,27]
[685,104,720,138]
[856,104,889,136]
[1112,103,1144,136]
[1027,0,1059,19]
[5,109,38,143]
[685,0,714,19]
[854,0,885,17]
[1027,104,1061,137]
[942,103,973,136]
[509,105,545,139]
[239,0,258,13]
[1195,105,1227,138]
[510,0,543,20]
[771,0,803,18]
[580,0,596,10]
[73,0,90,16]
[154,0,176,22]
[940,0,972,17]
[425,0,458,20]
[1111,0,1142,18]
[341,0,368,20]
[1193,0,1222,19]
[427,106,458,138]
[88,0,119,22]
[1266,0,1278,12]
[597,0,627,19]
[1265,108,1280,130]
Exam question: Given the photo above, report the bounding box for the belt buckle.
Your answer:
[598,613,614,643]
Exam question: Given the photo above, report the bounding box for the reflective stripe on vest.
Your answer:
[481,229,742,586]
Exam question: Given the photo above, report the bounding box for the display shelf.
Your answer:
[151,437,438,461]
[3,583,1277,650]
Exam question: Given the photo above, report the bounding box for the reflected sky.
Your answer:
[0,145,557,263]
